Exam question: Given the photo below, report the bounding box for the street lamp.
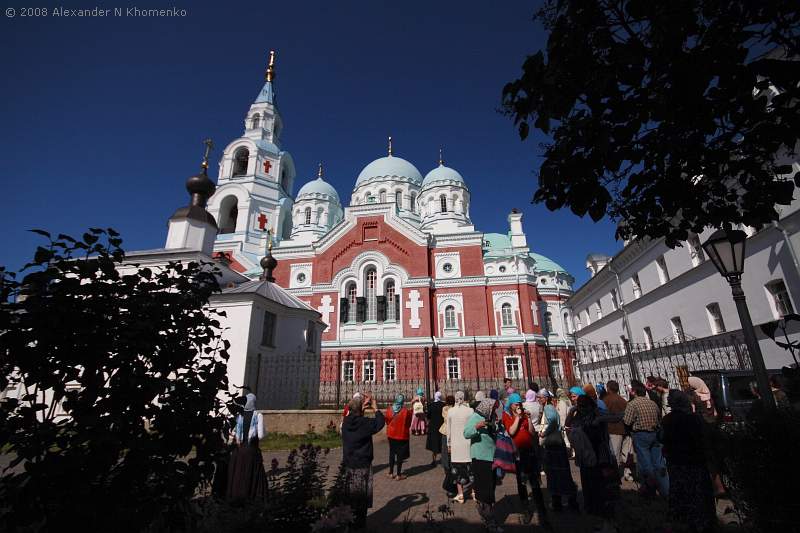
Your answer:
[702,229,775,410]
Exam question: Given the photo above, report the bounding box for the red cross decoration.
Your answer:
[263,160,272,173]
[257,213,268,230]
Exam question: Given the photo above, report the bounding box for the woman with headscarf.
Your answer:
[687,376,726,497]
[339,394,385,529]
[464,398,502,532]
[410,387,428,436]
[569,395,621,518]
[426,391,445,466]
[227,391,268,502]
[522,389,539,420]
[661,390,716,533]
[471,390,486,409]
[503,393,551,527]
[439,395,457,497]
[583,383,608,413]
[384,393,413,480]
[555,388,572,449]
[447,391,475,503]
[540,403,579,511]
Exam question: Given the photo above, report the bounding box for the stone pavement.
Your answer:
[264,434,711,533]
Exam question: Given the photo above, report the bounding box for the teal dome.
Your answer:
[297,177,340,203]
[355,156,422,187]
[422,164,465,187]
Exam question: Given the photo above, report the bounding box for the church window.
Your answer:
[362,360,375,383]
[383,359,396,382]
[261,311,276,347]
[342,361,355,382]
[219,196,238,234]
[296,273,306,284]
[385,281,396,321]
[367,195,376,204]
[444,305,457,329]
[365,268,377,321]
[379,190,386,203]
[410,193,417,213]
[304,207,312,225]
[251,113,261,129]
[440,195,447,213]
[232,147,249,177]
[346,283,357,323]
[504,356,522,379]
[499,266,506,273]
[501,303,514,327]
[545,311,553,333]
[446,358,461,380]
[442,263,453,273]
[395,191,402,206]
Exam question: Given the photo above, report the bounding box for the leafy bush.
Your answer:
[722,408,800,530]
[0,229,234,532]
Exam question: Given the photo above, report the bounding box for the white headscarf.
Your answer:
[244,392,257,411]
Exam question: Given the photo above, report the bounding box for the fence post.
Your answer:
[473,336,481,393]
[423,347,432,402]
[431,345,439,393]
[523,342,532,387]
[544,342,558,390]
[623,337,640,382]
[335,350,342,409]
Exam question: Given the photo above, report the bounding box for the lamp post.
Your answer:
[702,229,775,410]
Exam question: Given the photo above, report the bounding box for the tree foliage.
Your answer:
[0,229,234,531]
[502,0,800,246]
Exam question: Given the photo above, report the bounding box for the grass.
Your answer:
[260,431,342,451]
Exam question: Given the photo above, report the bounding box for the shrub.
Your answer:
[0,229,235,531]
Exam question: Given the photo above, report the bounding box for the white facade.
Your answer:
[567,192,800,370]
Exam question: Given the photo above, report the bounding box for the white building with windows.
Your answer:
[567,189,800,372]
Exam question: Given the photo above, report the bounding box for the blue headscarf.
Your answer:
[505,392,522,413]
[489,389,499,400]
[544,404,560,430]
[392,394,405,414]
[569,386,586,397]
[416,387,424,397]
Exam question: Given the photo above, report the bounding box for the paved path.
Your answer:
[265,434,740,532]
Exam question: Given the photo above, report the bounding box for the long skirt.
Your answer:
[341,465,374,529]
[450,461,474,491]
[472,459,496,504]
[440,435,457,494]
[542,444,577,497]
[668,464,716,532]
[426,426,443,453]
[410,412,427,434]
[226,439,268,502]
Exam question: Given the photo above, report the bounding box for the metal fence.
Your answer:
[575,334,751,389]
[318,343,576,408]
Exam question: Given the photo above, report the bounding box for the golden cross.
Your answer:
[266,50,276,82]
[388,136,393,156]
[438,147,444,166]
[318,162,324,178]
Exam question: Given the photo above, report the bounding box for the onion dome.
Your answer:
[355,156,423,188]
[421,164,465,188]
[297,168,340,203]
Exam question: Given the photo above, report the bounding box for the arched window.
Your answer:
[219,196,238,234]
[365,268,377,321]
[501,303,514,327]
[304,207,312,225]
[386,281,396,321]
[395,191,402,207]
[410,193,417,213]
[251,114,261,129]
[367,195,376,204]
[379,190,386,203]
[440,195,447,213]
[563,312,571,334]
[346,282,357,323]
[232,147,249,177]
[444,305,457,329]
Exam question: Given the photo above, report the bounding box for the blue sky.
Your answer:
[0,0,620,285]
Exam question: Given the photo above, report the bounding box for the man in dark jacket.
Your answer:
[339,394,385,529]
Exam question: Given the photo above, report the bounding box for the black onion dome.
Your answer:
[186,169,216,200]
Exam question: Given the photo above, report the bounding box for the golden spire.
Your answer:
[266,228,273,251]
[266,50,276,82]
[318,162,324,179]
[438,147,444,166]
[201,138,214,170]
[388,136,393,156]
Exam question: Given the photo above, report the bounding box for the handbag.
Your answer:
[492,431,517,473]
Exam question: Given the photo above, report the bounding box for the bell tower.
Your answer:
[206,51,296,274]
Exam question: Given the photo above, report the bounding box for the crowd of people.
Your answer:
[220,373,797,532]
